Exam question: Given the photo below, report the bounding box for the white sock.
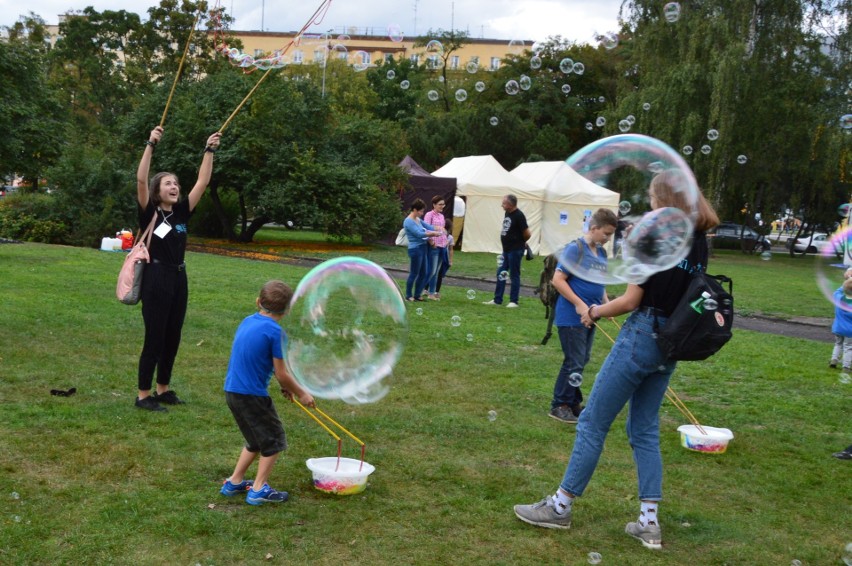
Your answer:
[552,490,573,515]
[639,501,658,527]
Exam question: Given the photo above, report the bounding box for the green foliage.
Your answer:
[189,188,239,237]
[0,194,67,243]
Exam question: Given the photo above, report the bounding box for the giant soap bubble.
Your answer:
[552,134,702,285]
[815,226,852,313]
[286,257,408,404]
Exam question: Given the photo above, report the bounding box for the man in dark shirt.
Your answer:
[484,194,531,307]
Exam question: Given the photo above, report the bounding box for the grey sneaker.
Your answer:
[482,300,499,305]
[506,302,519,308]
[514,497,572,529]
[549,405,578,424]
[625,521,662,549]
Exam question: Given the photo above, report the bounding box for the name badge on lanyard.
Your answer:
[154,209,173,239]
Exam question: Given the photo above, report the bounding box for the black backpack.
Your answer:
[655,272,734,361]
[535,238,605,345]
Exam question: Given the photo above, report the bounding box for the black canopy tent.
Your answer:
[398,155,457,219]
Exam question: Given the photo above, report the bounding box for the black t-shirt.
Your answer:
[501,208,529,252]
[639,231,708,316]
[137,199,192,265]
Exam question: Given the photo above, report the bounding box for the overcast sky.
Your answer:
[2,0,624,45]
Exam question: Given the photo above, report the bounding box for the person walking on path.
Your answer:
[483,194,530,308]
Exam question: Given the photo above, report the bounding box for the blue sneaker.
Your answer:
[220,478,254,496]
[246,483,289,506]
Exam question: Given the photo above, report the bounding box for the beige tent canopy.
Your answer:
[511,161,620,256]
[433,155,544,254]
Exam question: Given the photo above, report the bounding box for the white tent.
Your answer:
[512,161,620,256]
[433,155,544,254]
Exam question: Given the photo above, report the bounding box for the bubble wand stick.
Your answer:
[293,399,367,471]
[593,318,706,434]
[217,0,333,133]
[160,11,201,127]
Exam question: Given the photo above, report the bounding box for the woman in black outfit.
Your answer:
[134,125,221,412]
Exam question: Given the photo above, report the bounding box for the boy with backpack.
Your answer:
[549,208,618,423]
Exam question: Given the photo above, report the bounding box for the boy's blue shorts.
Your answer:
[225,392,288,457]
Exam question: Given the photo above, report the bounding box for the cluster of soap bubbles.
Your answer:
[618,115,637,133]
[286,257,407,404]
[554,134,701,285]
[218,44,289,71]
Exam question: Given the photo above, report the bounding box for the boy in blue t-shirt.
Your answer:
[220,280,315,505]
[549,208,618,424]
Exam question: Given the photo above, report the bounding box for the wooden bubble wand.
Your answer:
[293,399,367,471]
[160,11,202,127]
[218,0,333,133]
[592,315,706,434]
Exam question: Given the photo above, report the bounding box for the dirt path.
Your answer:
[187,242,833,344]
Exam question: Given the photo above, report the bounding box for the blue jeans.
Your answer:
[559,311,676,501]
[493,248,524,304]
[552,325,595,410]
[406,245,429,299]
[426,247,443,294]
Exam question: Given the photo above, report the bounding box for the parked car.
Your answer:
[788,232,841,254]
[710,222,771,252]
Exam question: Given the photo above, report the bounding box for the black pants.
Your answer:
[138,263,188,391]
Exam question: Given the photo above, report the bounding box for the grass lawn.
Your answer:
[0,241,849,565]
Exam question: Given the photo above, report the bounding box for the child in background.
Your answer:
[221,280,315,505]
[830,275,852,372]
[435,219,454,296]
[549,208,617,424]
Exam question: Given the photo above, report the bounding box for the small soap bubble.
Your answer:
[601,32,619,49]
[562,84,572,94]
[664,2,681,22]
[568,373,583,387]
[400,80,410,90]
[843,542,852,565]
[386,69,396,80]
[840,203,852,217]
[11,492,19,500]
[287,220,294,227]
[466,333,474,342]
[387,23,404,42]
[352,50,370,72]
[682,145,693,155]
[455,89,468,102]
[682,521,691,527]
[530,56,542,69]
[496,326,503,333]
[467,289,477,300]
[791,560,802,566]
[450,315,462,327]
[490,116,499,126]
[619,201,632,215]
[496,254,504,266]
[466,61,478,74]
[841,114,852,129]
[498,270,509,281]
[626,114,636,125]
[415,308,423,316]
[598,96,606,103]
[427,90,439,101]
[618,119,631,133]
[707,129,719,141]
[560,58,575,74]
[14,515,21,522]
[700,144,712,155]
[487,410,497,421]
[573,62,585,75]
[643,102,651,111]
[595,116,606,128]
[505,80,520,95]
[737,154,748,164]
[519,75,532,91]
[760,251,772,261]
[475,81,486,92]
[588,552,602,565]
[840,373,851,384]
[703,298,718,310]
[585,122,594,131]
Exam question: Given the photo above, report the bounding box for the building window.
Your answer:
[384,53,393,62]
[293,50,303,64]
[360,51,371,64]
[410,54,419,65]
[313,49,326,63]
[490,57,500,71]
[450,55,459,69]
[470,56,479,65]
[337,49,347,60]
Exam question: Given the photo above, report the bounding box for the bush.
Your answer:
[189,190,240,238]
[0,194,68,243]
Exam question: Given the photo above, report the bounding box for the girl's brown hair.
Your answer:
[650,171,719,232]
[148,172,179,208]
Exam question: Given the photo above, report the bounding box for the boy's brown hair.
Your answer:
[259,280,293,315]
[590,208,618,229]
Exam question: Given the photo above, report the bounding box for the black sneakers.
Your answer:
[549,405,578,423]
[152,390,185,405]
[135,396,167,412]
